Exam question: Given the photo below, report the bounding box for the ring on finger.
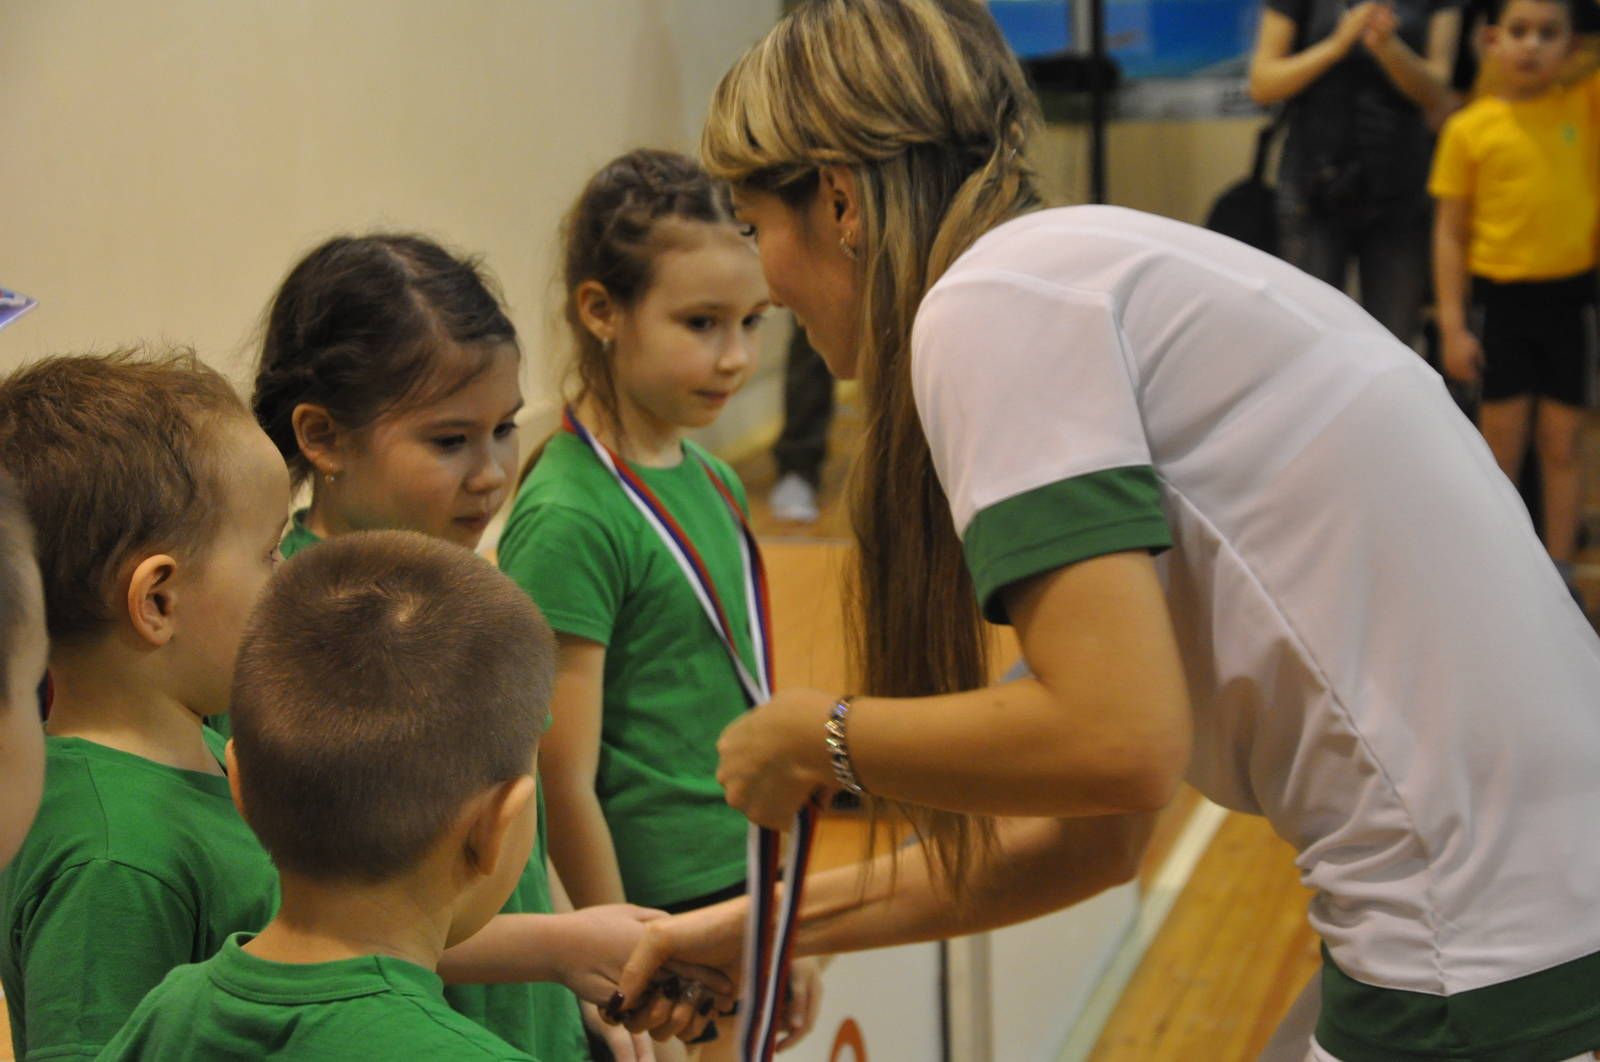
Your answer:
[680,980,704,1005]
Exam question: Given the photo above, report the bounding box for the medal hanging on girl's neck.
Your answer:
[563,406,816,1062]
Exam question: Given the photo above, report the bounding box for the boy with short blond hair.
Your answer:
[102,531,555,1060]
[0,349,287,1058]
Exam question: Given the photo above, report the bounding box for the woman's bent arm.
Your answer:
[717,551,1191,827]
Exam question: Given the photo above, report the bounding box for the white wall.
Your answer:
[0,0,783,433]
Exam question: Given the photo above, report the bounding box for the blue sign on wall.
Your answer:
[990,0,1260,79]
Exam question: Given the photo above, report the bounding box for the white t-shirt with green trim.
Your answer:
[913,206,1600,1002]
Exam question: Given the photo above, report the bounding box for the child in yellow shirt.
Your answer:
[1432,0,1600,596]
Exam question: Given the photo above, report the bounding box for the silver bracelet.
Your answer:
[824,697,865,795]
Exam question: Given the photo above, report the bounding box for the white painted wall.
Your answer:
[0,0,784,438]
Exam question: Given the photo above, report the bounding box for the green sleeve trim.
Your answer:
[963,467,1171,625]
[1317,944,1600,1061]
[533,606,613,648]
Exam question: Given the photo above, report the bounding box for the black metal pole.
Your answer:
[1088,0,1107,203]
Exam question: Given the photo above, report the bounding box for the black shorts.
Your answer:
[1470,271,1599,406]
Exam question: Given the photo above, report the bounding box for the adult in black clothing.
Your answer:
[1250,0,1463,346]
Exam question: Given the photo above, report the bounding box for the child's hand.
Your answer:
[614,897,748,1017]
[558,903,732,1007]
[1441,324,1484,384]
[582,999,657,1061]
[775,957,825,1053]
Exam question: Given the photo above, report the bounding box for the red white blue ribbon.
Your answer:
[563,408,815,1062]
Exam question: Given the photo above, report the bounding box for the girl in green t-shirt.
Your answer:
[248,232,719,1061]
[498,149,822,1060]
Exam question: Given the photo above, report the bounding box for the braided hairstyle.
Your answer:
[252,234,518,486]
[552,148,737,458]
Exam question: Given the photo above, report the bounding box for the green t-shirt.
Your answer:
[499,433,751,908]
[0,729,279,1059]
[99,933,537,1060]
[273,510,590,1061]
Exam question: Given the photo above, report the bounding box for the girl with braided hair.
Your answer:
[498,149,822,1059]
[608,2,1600,1059]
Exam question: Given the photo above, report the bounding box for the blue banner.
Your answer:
[991,0,1265,115]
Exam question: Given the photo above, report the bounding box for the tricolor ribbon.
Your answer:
[563,408,815,1062]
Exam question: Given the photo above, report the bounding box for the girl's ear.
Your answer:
[574,280,619,349]
[291,403,343,479]
[125,554,179,648]
[818,165,862,247]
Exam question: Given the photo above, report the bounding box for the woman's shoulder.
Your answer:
[929,206,1209,301]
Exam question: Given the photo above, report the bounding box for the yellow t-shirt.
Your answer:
[1429,73,1600,281]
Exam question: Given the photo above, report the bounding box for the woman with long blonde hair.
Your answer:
[614,2,1600,1058]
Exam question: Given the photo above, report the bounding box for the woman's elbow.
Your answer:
[1120,709,1191,813]
[1119,748,1187,813]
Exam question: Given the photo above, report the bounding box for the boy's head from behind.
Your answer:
[229,531,554,943]
[0,350,289,719]
[0,472,46,870]
[1488,0,1574,93]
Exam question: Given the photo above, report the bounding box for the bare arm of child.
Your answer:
[541,634,631,909]
[437,907,733,1011]
[613,812,1155,1004]
[1248,4,1379,105]
[1433,195,1483,384]
[1361,8,1461,116]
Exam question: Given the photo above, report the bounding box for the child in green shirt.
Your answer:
[0,473,46,875]
[501,149,823,1057]
[247,233,725,1058]
[100,532,609,1060]
[0,350,287,1058]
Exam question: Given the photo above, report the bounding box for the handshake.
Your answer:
[582,900,823,1057]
